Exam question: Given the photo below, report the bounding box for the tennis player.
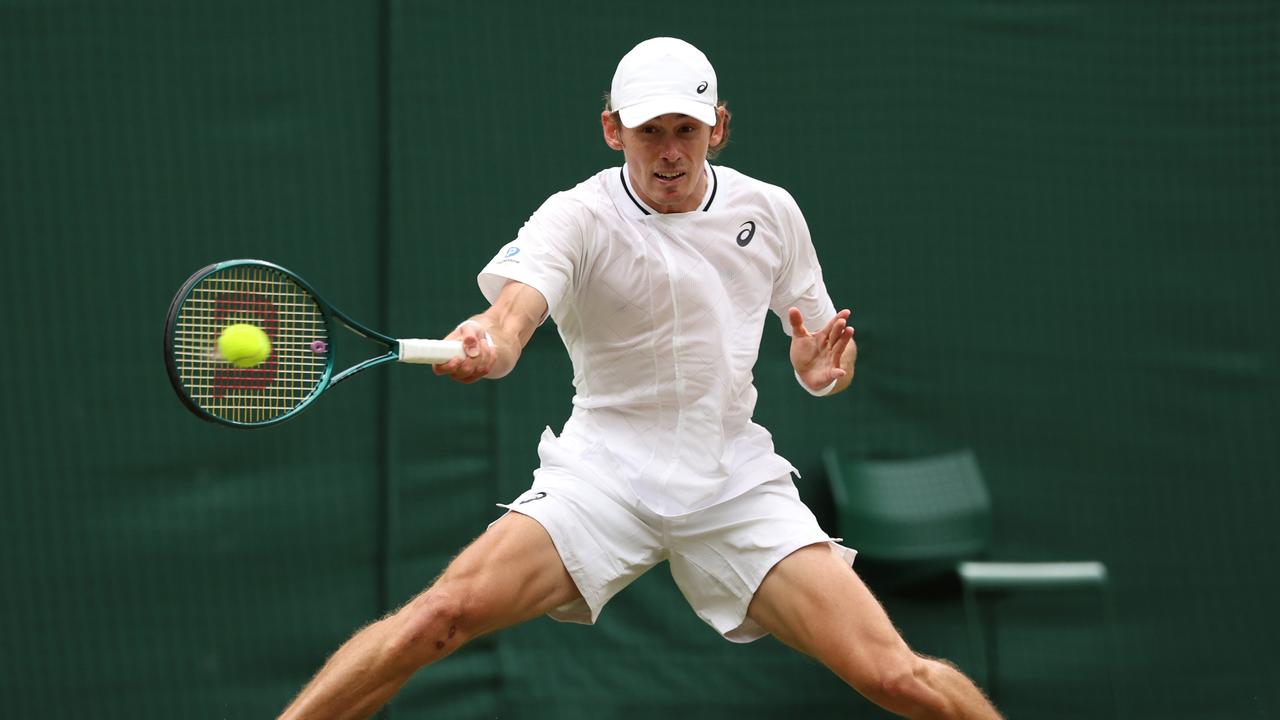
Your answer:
[281,37,1001,719]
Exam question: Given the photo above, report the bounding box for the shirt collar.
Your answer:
[617,161,719,218]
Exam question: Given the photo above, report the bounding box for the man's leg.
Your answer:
[279,512,581,720]
[747,544,1001,720]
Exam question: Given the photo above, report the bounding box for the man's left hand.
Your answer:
[788,307,856,396]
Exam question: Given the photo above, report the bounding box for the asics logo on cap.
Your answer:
[697,81,708,93]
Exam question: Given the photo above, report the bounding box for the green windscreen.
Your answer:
[2,2,1276,718]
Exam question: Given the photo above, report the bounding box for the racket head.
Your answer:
[164,259,335,428]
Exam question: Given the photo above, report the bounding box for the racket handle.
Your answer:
[398,339,465,364]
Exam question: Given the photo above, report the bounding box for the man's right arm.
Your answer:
[432,280,548,383]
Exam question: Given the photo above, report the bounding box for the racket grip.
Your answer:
[398,339,465,364]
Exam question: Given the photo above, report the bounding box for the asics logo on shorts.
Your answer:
[518,491,548,504]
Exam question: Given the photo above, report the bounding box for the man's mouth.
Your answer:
[654,170,685,182]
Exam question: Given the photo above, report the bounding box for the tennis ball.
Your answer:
[218,323,272,368]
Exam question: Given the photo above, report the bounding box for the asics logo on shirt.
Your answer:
[736,221,757,247]
[518,491,547,504]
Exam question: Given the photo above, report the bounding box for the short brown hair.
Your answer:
[602,94,733,159]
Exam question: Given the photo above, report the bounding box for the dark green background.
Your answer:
[2,1,1277,718]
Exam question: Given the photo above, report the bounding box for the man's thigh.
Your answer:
[429,512,583,635]
[746,543,912,682]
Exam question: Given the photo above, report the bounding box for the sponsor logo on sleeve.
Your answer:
[496,245,521,265]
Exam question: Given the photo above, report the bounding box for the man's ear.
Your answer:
[709,106,727,146]
[601,111,625,151]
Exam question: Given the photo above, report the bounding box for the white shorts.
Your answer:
[497,473,857,643]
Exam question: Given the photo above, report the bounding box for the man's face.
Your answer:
[602,111,725,214]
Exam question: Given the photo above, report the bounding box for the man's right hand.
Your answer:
[433,319,498,384]
[431,281,548,383]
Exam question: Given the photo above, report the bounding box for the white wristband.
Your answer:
[796,369,838,397]
[455,319,495,349]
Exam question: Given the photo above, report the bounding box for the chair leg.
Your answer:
[961,583,991,692]
[982,597,1001,702]
[1100,585,1123,719]
[963,578,1120,715]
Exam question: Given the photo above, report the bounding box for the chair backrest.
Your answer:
[823,448,993,562]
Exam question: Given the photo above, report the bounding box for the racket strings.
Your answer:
[172,265,328,424]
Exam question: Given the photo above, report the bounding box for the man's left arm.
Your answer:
[788,306,856,397]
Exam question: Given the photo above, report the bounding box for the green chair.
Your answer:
[822,448,1120,714]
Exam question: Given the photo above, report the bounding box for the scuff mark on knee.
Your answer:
[434,624,459,651]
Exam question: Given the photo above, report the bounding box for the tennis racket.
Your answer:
[164,259,464,428]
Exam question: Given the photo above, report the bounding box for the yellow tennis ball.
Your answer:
[218,323,272,368]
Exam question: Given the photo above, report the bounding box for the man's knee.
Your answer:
[852,650,950,716]
[383,587,480,668]
[877,656,930,701]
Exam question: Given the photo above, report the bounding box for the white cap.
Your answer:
[610,37,718,128]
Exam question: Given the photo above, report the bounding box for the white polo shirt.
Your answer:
[478,162,837,516]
